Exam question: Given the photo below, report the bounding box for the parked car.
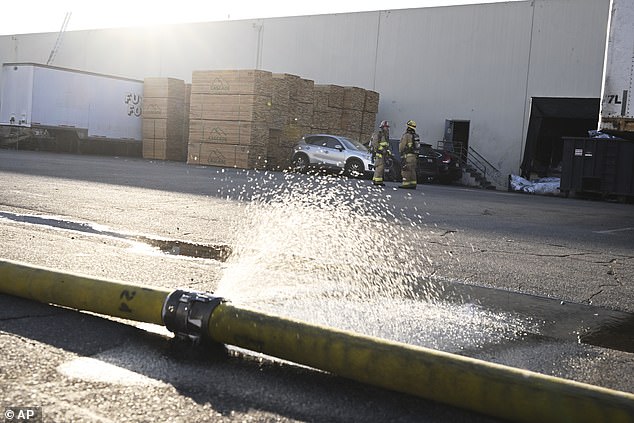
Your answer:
[290,134,374,178]
[415,142,442,183]
[382,153,401,182]
[386,139,436,183]
[435,148,463,184]
[386,139,462,184]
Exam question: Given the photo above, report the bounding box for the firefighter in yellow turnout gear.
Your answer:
[399,120,419,189]
[371,120,391,186]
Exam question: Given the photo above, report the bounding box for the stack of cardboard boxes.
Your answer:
[266,73,315,169]
[312,84,344,134]
[362,90,380,142]
[142,78,188,161]
[187,69,272,169]
[141,70,379,170]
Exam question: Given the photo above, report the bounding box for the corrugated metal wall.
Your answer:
[0,0,610,181]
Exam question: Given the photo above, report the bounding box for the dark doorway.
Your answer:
[521,97,599,178]
[444,119,470,161]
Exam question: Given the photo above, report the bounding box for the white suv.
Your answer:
[290,134,374,178]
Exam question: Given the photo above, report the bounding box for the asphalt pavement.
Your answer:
[0,149,633,422]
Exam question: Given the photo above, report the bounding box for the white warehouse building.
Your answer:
[0,0,610,187]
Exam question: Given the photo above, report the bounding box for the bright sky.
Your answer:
[2,0,519,36]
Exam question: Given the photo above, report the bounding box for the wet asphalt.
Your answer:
[0,149,633,422]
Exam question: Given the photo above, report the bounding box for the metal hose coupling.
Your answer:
[162,289,225,343]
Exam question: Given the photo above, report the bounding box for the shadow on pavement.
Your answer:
[0,294,501,423]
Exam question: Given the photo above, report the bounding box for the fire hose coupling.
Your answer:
[162,289,226,342]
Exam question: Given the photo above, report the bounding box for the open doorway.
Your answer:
[443,119,470,161]
[521,97,599,178]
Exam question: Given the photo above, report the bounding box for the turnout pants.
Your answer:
[401,153,417,188]
[373,155,385,184]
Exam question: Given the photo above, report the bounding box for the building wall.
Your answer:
[0,0,610,182]
[375,2,535,177]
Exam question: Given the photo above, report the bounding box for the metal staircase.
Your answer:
[463,146,503,189]
[437,141,503,190]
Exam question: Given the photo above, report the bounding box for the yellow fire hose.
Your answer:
[1,258,633,423]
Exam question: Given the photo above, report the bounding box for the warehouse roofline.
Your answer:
[2,62,143,84]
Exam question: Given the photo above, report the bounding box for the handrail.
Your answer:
[437,140,504,188]
[467,146,504,187]
[468,147,496,173]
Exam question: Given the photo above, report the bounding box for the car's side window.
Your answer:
[419,145,434,155]
[325,138,341,149]
[305,136,321,146]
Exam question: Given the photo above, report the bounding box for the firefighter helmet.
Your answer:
[380,120,389,128]
[407,120,417,130]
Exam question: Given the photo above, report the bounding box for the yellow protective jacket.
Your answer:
[371,128,390,157]
[399,130,417,156]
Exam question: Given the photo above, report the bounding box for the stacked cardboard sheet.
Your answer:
[310,84,379,145]
[265,73,315,169]
[142,78,188,161]
[263,78,381,169]
[187,70,273,169]
[182,68,380,171]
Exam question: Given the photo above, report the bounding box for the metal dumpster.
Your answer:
[560,137,634,198]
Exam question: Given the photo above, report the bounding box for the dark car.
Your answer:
[386,139,462,184]
[435,148,462,184]
[375,140,400,182]
[416,142,442,182]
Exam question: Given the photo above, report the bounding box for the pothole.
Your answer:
[0,211,231,262]
[139,237,231,261]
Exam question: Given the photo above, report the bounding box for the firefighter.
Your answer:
[399,120,419,189]
[370,120,391,186]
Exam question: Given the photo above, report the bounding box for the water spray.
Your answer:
[1,258,633,423]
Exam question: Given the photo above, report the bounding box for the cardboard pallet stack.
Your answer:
[311,84,379,144]
[266,73,315,169]
[268,81,379,169]
[342,86,369,142]
[142,78,188,161]
[312,84,344,135]
[362,90,380,142]
[183,83,191,154]
[265,74,291,169]
[183,68,380,171]
[187,69,273,169]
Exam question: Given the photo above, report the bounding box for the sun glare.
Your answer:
[4,0,520,36]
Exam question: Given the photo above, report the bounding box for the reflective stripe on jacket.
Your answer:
[399,131,417,156]
[372,128,390,157]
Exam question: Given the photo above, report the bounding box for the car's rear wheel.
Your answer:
[291,153,309,173]
[345,158,365,178]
